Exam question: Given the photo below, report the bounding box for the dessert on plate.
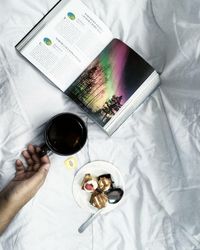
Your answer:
[97,174,113,192]
[90,191,108,209]
[81,174,98,193]
[81,173,115,209]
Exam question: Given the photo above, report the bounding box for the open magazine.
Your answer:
[16,0,160,135]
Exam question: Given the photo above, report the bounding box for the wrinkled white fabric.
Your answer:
[1,0,200,249]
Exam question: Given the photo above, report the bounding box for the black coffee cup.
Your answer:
[39,113,87,157]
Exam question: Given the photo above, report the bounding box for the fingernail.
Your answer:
[22,150,27,155]
[16,159,21,165]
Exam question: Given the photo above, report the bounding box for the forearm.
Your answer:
[0,187,24,235]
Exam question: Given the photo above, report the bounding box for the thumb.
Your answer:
[35,163,50,184]
[24,163,50,197]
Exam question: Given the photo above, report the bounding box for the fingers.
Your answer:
[21,144,50,173]
[36,146,50,165]
[28,144,40,164]
[22,150,34,169]
[22,144,40,171]
[28,144,41,171]
[15,159,25,175]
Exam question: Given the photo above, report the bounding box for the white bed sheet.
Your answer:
[1,0,200,249]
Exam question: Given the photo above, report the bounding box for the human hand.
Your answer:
[6,144,50,205]
[0,144,50,234]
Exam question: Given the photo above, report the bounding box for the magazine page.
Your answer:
[65,39,156,133]
[19,0,113,91]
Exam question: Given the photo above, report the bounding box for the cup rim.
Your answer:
[44,112,87,156]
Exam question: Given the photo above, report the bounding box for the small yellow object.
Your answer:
[64,156,78,169]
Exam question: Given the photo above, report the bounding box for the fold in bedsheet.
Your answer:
[1,0,200,249]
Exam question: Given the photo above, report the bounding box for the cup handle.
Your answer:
[38,143,50,158]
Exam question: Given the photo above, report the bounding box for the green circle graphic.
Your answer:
[67,12,76,20]
[43,37,52,46]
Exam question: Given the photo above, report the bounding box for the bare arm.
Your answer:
[0,144,50,235]
[0,187,23,234]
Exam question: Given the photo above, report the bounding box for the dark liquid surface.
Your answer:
[47,114,86,155]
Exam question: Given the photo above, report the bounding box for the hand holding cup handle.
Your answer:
[38,143,50,158]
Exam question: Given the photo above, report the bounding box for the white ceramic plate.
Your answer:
[72,161,125,214]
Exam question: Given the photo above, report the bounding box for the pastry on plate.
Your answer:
[81,174,98,193]
[97,174,113,192]
[90,191,108,209]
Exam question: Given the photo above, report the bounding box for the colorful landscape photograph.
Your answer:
[65,39,153,126]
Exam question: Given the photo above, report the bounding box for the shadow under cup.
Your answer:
[39,113,87,157]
